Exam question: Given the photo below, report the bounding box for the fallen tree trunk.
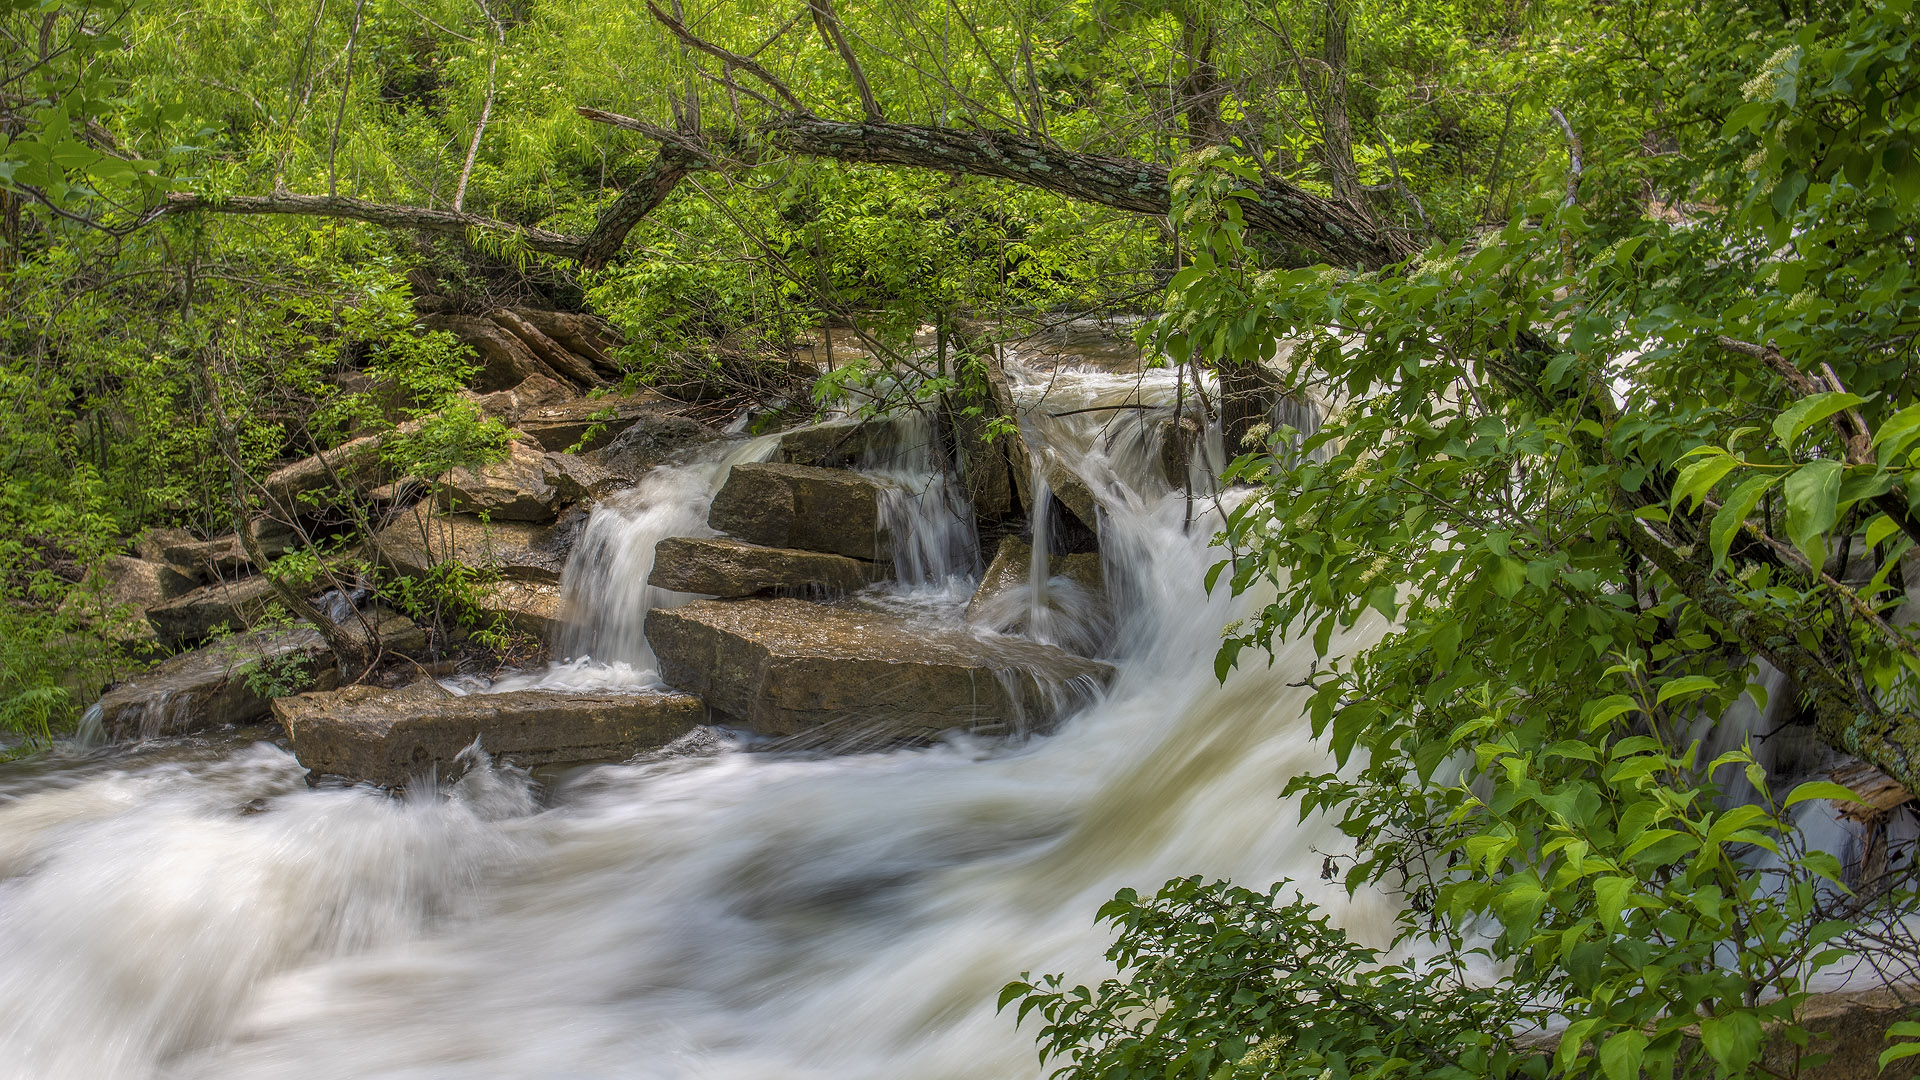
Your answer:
[160,112,1413,272]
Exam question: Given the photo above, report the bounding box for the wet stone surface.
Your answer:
[648,536,884,598]
[706,462,893,561]
[273,680,707,788]
[646,596,1114,745]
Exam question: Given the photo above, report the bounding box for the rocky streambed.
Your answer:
[84,360,1146,789]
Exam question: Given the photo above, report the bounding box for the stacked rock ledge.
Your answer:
[273,680,707,787]
[707,462,893,561]
[649,536,884,597]
[645,597,1114,744]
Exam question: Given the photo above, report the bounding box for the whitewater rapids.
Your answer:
[0,360,1398,1080]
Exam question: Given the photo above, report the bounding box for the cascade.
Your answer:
[0,354,1401,1080]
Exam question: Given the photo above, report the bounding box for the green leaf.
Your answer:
[1594,875,1633,931]
[1866,513,1903,550]
[1584,694,1642,733]
[1873,404,1920,465]
[1710,473,1779,571]
[1671,450,1738,511]
[1784,459,1845,565]
[1772,392,1866,446]
[1488,556,1526,598]
[1655,675,1720,704]
[1879,1042,1920,1070]
[1783,780,1869,808]
[1700,1011,1763,1073]
[1600,1029,1648,1080]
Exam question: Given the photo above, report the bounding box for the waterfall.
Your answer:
[863,410,981,592]
[0,357,1403,1080]
[477,436,778,693]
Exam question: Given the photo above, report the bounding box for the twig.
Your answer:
[1548,106,1582,208]
[327,0,370,198]
[644,0,805,112]
[452,1,502,212]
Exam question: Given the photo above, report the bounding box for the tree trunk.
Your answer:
[1176,17,1226,145]
[1319,0,1363,208]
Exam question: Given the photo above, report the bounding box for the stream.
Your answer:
[0,355,1402,1078]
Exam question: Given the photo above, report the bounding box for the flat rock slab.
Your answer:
[274,682,706,787]
[775,417,907,468]
[146,574,281,649]
[646,597,1114,742]
[477,579,566,639]
[649,536,882,597]
[95,628,340,741]
[96,611,426,741]
[966,537,1110,656]
[373,504,572,584]
[707,462,891,561]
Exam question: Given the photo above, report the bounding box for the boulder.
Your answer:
[262,431,395,510]
[648,537,882,597]
[134,527,200,564]
[93,555,199,604]
[372,503,572,585]
[467,375,576,425]
[94,627,338,741]
[146,574,281,648]
[516,309,623,373]
[1157,414,1203,488]
[584,411,722,476]
[776,417,904,469]
[707,463,892,560]
[646,597,1114,741]
[60,556,200,654]
[1764,986,1920,1079]
[274,681,706,787]
[147,533,247,578]
[516,390,706,455]
[438,438,610,522]
[489,308,606,388]
[1042,456,1100,536]
[946,363,1031,524]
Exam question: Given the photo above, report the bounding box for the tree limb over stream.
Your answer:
[160,115,1412,271]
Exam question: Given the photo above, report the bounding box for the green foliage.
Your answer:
[1005,878,1532,1080]
[376,558,514,653]
[226,607,320,700]
[1007,0,1920,1074]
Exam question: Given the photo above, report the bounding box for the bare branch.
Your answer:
[453,1,503,212]
[643,0,805,112]
[808,0,884,121]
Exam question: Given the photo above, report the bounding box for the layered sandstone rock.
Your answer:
[707,463,893,561]
[648,536,882,597]
[274,681,705,787]
[646,597,1113,743]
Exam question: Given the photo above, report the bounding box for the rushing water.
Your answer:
[0,358,1404,1080]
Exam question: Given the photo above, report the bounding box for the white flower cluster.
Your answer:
[1741,44,1799,102]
